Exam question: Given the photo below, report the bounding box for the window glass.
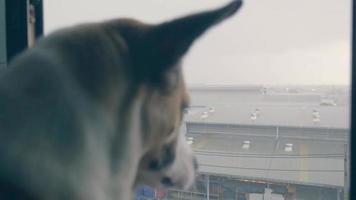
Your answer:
[45,1,351,199]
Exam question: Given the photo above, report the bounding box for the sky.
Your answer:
[44,0,351,86]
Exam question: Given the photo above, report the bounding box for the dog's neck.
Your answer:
[107,89,145,199]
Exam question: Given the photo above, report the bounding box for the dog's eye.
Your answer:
[148,145,176,171]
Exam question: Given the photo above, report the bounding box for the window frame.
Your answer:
[1,1,354,199]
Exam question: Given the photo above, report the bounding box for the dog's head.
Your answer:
[110,0,243,190]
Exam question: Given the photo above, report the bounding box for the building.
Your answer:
[136,85,350,200]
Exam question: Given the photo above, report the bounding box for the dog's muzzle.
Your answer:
[159,156,199,188]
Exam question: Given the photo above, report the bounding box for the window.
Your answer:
[44,1,351,199]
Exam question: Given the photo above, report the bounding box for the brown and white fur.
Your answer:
[0,1,243,199]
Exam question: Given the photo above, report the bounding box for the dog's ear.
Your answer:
[130,0,243,85]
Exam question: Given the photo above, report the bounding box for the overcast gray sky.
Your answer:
[44,0,351,86]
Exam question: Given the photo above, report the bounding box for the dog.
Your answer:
[0,1,242,199]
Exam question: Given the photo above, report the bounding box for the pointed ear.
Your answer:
[129,0,243,84]
[151,0,242,64]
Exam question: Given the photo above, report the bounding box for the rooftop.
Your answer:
[184,85,350,188]
[185,85,350,129]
